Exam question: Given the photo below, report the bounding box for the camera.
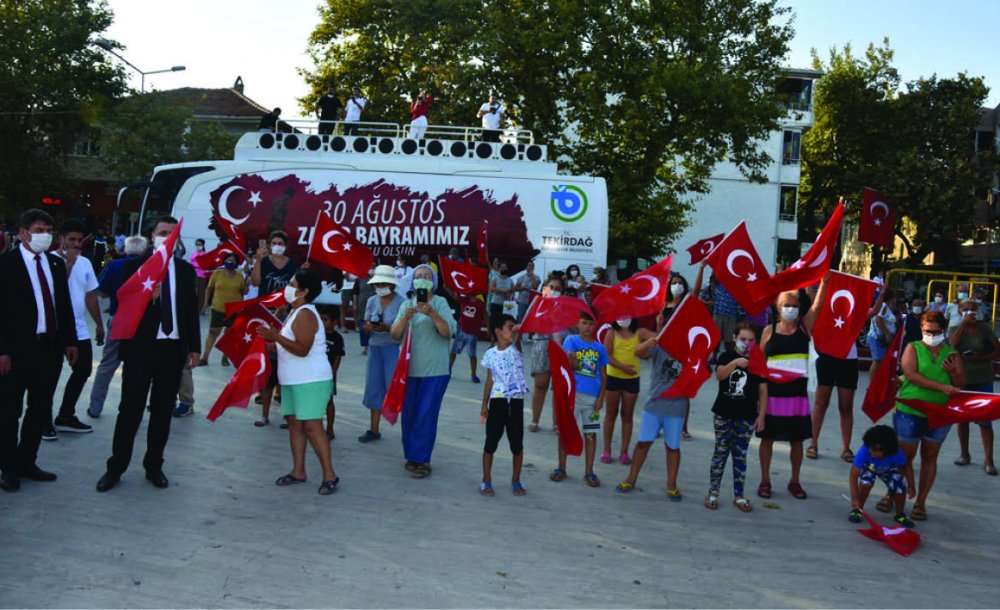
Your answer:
[416,287,429,303]
[370,312,383,325]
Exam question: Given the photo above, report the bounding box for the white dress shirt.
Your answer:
[156,258,180,340]
[19,243,55,334]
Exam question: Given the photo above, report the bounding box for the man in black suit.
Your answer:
[0,209,78,492]
[97,216,200,492]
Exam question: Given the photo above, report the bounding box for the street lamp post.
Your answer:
[92,37,185,92]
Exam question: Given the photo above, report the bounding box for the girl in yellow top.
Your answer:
[602,318,654,464]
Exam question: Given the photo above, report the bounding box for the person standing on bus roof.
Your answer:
[344,87,366,136]
[259,108,281,132]
[409,90,433,140]
[316,87,342,136]
[477,93,505,143]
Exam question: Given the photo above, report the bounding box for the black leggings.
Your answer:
[484,398,524,455]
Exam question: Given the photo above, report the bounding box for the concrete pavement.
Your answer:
[0,324,997,608]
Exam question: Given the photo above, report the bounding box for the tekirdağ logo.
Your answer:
[550,185,588,222]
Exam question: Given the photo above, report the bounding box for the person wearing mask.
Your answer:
[390,264,456,478]
[477,92,505,142]
[866,289,898,382]
[523,277,566,432]
[97,216,201,493]
[488,261,515,337]
[198,253,248,366]
[344,87,367,135]
[888,311,965,521]
[88,235,147,418]
[51,219,104,436]
[359,265,404,443]
[0,209,77,492]
[355,266,375,354]
[251,231,298,295]
[258,107,281,132]
[945,285,968,336]
[408,90,433,139]
[258,270,339,495]
[903,298,925,349]
[514,261,541,321]
[565,264,587,294]
[950,300,998,476]
[190,238,208,312]
[316,86,342,135]
[928,290,947,313]
[394,256,413,297]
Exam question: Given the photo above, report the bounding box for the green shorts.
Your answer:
[280,380,333,421]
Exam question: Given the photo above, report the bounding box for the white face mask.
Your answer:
[963,310,977,319]
[569,270,579,277]
[616,318,632,329]
[375,287,392,297]
[934,296,943,304]
[911,306,924,314]
[670,283,684,297]
[922,333,945,347]
[152,235,167,249]
[283,285,299,304]
[27,232,53,253]
[735,339,752,355]
[548,290,561,298]
[780,306,799,322]
[270,244,286,256]
[957,292,968,301]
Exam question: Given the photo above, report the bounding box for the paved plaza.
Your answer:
[1,317,997,608]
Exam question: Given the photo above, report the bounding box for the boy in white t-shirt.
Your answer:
[479,314,529,496]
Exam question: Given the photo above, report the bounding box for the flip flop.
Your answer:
[806,445,819,460]
[986,464,998,476]
[840,449,855,463]
[704,493,719,510]
[734,497,753,513]
[411,464,432,479]
[875,495,893,513]
[275,473,306,486]
[666,488,683,502]
[954,455,972,466]
[787,481,808,499]
[911,504,927,521]
[756,481,772,499]
[318,477,339,495]
[549,468,567,482]
[511,481,527,496]
[584,473,601,488]
[480,481,495,496]
[615,481,634,494]
[848,508,863,523]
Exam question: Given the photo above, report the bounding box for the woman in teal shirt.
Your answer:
[390,264,457,478]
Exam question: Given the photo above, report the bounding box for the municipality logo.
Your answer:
[550,185,588,222]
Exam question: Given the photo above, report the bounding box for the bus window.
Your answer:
[139,166,215,227]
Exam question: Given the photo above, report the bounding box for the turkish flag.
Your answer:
[214,214,247,254]
[518,295,595,334]
[687,233,725,265]
[898,391,1000,429]
[224,290,286,318]
[206,336,272,422]
[861,329,904,423]
[307,210,375,277]
[193,241,245,272]
[747,343,804,384]
[596,322,613,345]
[476,221,489,266]
[110,220,182,341]
[656,295,720,399]
[548,339,584,456]
[705,221,771,315]
[381,330,412,425]
[749,201,844,304]
[439,255,489,297]
[215,304,282,366]
[859,187,895,247]
[812,271,878,359]
[858,511,921,556]
[591,256,673,323]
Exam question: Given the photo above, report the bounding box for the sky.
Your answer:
[103,0,1000,122]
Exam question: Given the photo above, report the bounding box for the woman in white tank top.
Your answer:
[258,270,339,495]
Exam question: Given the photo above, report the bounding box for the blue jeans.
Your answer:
[88,319,121,415]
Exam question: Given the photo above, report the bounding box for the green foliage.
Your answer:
[184,121,238,162]
[0,0,126,215]
[801,40,997,266]
[302,0,794,261]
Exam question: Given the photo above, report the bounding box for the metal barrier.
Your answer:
[886,267,1000,326]
[261,119,535,144]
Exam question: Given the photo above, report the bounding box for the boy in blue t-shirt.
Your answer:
[848,425,916,528]
[551,312,608,487]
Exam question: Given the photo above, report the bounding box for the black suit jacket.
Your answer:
[118,256,201,362]
[0,246,76,357]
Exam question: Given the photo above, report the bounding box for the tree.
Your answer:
[801,40,997,267]
[0,0,126,215]
[301,0,794,262]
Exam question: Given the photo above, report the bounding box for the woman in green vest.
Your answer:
[888,311,965,521]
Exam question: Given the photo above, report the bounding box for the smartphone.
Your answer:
[416,288,429,303]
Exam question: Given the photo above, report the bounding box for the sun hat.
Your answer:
[370,264,398,286]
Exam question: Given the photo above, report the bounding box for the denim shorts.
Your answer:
[867,334,887,361]
[638,411,684,449]
[893,409,951,445]
[450,329,477,358]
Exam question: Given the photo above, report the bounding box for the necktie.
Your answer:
[34,254,57,333]
[161,264,174,335]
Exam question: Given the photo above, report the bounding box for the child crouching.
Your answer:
[849,425,916,528]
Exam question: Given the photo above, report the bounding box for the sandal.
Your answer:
[734,497,753,513]
[549,468,567,482]
[528,423,540,433]
[666,488,683,502]
[615,481,634,494]
[326,429,335,440]
[894,513,916,528]
[840,449,855,463]
[986,464,998,476]
[875,495,893,513]
[682,430,693,440]
[511,481,527,496]
[787,481,808,500]
[756,481,772,499]
[404,461,419,473]
[254,417,269,427]
[848,508,863,523]
[619,452,631,465]
[279,422,289,430]
[954,455,972,466]
[704,493,719,510]
[275,473,306,486]
[479,481,495,496]
[318,477,339,495]
[599,451,612,464]
[411,464,431,479]
[911,504,927,521]
[584,473,601,488]
[806,445,818,460]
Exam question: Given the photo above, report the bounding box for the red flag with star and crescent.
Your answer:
[861,329,904,423]
[518,295,595,335]
[110,219,183,341]
[476,221,489,266]
[381,330,412,425]
[705,221,771,315]
[812,270,878,359]
[859,187,895,247]
[656,295,720,399]
[438,255,489,297]
[548,339,584,456]
[206,336,272,422]
[687,233,725,265]
[215,304,282,366]
[898,391,1000,428]
[193,241,245,272]
[591,256,673,324]
[307,210,375,277]
[858,511,921,556]
[749,201,845,304]
[224,290,286,318]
